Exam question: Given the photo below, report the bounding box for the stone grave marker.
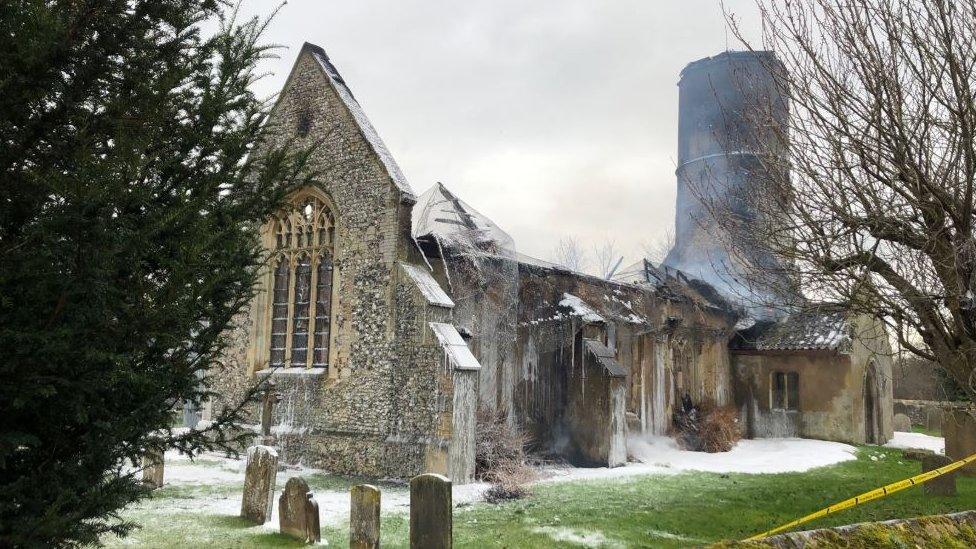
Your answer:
[241,445,278,524]
[260,380,282,447]
[142,449,164,489]
[922,454,957,496]
[279,476,321,543]
[893,413,912,432]
[944,409,976,476]
[410,473,452,549]
[902,448,935,462]
[350,484,381,548]
[305,493,321,544]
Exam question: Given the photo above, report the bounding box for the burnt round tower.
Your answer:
[663,51,788,310]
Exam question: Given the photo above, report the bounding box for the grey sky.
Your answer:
[241,0,763,267]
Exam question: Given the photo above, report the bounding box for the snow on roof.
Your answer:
[515,252,562,270]
[412,182,516,258]
[401,263,454,308]
[602,293,647,325]
[558,293,605,323]
[428,322,481,371]
[735,312,851,352]
[304,43,415,200]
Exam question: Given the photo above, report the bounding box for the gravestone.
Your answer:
[279,477,321,543]
[350,484,381,549]
[142,449,164,489]
[927,407,944,433]
[241,445,278,524]
[922,453,957,496]
[893,413,912,432]
[410,474,452,549]
[305,493,321,544]
[260,380,282,447]
[944,409,976,476]
[902,448,935,462]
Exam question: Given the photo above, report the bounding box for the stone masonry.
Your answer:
[222,43,480,481]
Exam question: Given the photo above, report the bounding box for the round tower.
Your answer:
[664,50,788,308]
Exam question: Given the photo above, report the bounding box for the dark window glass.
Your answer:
[313,253,333,367]
[772,372,786,410]
[787,372,800,411]
[772,371,799,411]
[290,255,312,366]
[270,259,289,367]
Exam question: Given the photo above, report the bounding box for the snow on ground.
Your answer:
[884,431,945,454]
[537,436,857,483]
[142,436,860,527]
[624,436,857,475]
[146,450,490,527]
[256,478,491,531]
[161,450,244,485]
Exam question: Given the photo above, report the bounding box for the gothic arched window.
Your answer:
[268,193,335,370]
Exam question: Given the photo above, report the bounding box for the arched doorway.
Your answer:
[864,362,880,443]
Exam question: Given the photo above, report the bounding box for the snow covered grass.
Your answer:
[105,440,976,547]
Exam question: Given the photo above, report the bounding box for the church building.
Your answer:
[211,43,894,483]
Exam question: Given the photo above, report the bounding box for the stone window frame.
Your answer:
[770,371,800,411]
[261,187,339,371]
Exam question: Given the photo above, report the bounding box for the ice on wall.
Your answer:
[413,182,519,418]
[412,182,516,260]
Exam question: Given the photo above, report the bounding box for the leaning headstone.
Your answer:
[350,484,381,549]
[944,409,976,476]
[279,477,320,543]
[305,493,321,544]
[410,474,452,549]
[240,445,278,524]
[142,449,164,489]
[922,453,957,496]
[893,413,912,432]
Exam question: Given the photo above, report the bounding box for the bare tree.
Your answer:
[641,228,675,266]
[713,0,976,397]
[551,237,588,273]
[593,239,624,280]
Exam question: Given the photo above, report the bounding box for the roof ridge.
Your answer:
[300,42,415,200]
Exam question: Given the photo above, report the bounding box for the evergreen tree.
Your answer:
[0,2,312,545]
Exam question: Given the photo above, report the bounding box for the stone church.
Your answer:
[212,43,894,484]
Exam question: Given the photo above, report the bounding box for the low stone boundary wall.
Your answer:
[893,399,967,429]
[727,511,976,548]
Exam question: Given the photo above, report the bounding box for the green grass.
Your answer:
[105,446,976,548]
[911,424,942,437]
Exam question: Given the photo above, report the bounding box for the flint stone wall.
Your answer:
[212,44,469,480]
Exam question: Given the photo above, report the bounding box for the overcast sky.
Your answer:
[240,0,763,269]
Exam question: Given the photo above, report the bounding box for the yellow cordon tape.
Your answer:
[744,450,976,541]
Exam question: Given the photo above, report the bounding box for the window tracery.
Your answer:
[267,194,335,370]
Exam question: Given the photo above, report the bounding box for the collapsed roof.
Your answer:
[412,182,516,260]
[413,184,738,324]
